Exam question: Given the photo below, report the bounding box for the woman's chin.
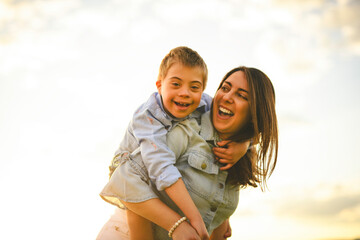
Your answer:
[213,120,231,134]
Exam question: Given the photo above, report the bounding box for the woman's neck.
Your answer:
[217,132,231,141]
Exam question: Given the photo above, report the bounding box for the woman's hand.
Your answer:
[213,140,250,170]
[172,221,201,240]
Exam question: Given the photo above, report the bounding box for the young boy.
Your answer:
[101,46,247,240]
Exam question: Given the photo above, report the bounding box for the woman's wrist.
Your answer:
[168,216,188,238]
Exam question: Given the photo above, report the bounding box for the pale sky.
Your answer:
[0,0,359,239]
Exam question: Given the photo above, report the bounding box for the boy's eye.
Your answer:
[191,85,201,91]
[172,82,180,87]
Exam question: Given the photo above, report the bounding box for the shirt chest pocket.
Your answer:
[187,151,219,175]
[180,151,220,199]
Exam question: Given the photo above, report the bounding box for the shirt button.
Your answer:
[210,206,217,212]
[218,183,224,189]
[201,162,207,169]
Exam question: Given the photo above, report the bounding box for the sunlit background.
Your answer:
[0,0,359,239]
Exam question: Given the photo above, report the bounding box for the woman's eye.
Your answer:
[237,92,248,100]
[221,86,229,92]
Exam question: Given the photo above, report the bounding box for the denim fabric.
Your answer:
[153,112,240,236]
[117,92,212,191]
[101,111,240,238]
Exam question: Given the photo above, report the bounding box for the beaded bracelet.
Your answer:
[168,216,187,238]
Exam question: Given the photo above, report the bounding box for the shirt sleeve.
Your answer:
[131,107,182,191]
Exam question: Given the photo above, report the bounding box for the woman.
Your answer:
[98,66,278,240]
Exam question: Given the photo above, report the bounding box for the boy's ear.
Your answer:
[156,80,162,93]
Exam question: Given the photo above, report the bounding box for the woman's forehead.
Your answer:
[224,71,249,91]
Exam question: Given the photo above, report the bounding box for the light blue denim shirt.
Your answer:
[152,112,240,238]
[101,111,240,238]
[116,92,212,191]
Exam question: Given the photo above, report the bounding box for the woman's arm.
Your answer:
[122,198,201,240]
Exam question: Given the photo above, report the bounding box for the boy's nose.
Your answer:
[178,87,190,97]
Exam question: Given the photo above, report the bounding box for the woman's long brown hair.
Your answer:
[213,66,278,189]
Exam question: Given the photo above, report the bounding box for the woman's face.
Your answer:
[212,70,251,139]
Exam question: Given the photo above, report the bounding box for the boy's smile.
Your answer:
[174,100,191,109]
[156,63,204,119]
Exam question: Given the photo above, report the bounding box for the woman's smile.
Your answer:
[218,106,234,118]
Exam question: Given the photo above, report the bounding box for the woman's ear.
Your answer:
[156,80,162,93]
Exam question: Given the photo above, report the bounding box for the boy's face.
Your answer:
[156,63,203,119]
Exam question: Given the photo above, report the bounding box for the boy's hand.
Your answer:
[172,221,201,240]
[213,140,250,170]
[190,218,209,240]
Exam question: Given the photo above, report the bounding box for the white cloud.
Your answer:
[323,0,360,53]
[272,184,360,222]
[273,0,360,55]
[0,0,81,43]
[154,0,232,23]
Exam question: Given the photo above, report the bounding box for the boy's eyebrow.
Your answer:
[170,77,203,85]
[191,80,203,85]
[224,81,248,93]
[170,76,182,81]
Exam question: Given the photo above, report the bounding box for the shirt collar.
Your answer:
[199,111,221,147]
[155,92,186,122]
[197,96,208,113]
[155,92,166,114]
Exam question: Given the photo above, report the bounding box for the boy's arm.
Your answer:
[165,178,209,240]
[131,96,182,191]
[134,117,209,237]
[212,140,251,170]
[131,100,208,237]
[165,122,209,239]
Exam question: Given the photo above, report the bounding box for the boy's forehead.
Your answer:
[166,63,204,78]
[160,62,206,89]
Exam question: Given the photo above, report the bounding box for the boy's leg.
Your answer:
[126,209,154,240]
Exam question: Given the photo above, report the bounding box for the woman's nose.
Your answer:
[223,92,234,103]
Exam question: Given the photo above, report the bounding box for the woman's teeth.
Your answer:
[219,106,234,116]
